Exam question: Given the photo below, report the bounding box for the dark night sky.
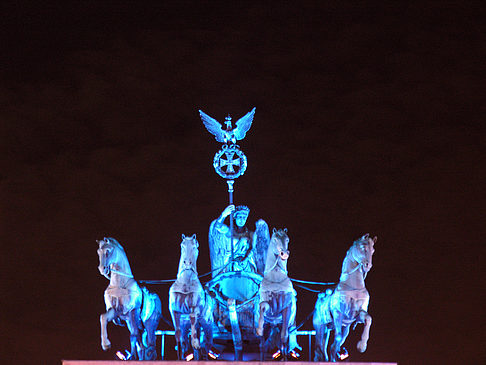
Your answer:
[1,2,484,365]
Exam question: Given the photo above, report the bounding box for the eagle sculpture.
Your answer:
[199,107,256,144]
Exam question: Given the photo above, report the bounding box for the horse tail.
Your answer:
[142,287,162,324]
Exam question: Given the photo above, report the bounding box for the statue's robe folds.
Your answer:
[208,218,270,277]
[208,218,270,331]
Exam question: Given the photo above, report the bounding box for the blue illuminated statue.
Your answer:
[97,237,161,360]
[169,234,213,360]
[256,228,300,359]
[206,204,270,359]
[209,204,270,277]
[313,234,376,362]
[202,107,298,360]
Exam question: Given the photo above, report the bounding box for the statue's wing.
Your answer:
[233,107,256,141]
[253,218,270,276]
[199,110,225,142]
[209,219,230,277]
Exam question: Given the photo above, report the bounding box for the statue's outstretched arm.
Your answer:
[214,204,235,233]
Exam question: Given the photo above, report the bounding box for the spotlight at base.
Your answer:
[271,348,282,360]
[183,350,194,361]
[208,346,221,359]
[290,348,301,359]
[115,350,131,360]
[338,347,349,360]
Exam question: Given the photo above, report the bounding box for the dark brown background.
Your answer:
[1,2,484,364]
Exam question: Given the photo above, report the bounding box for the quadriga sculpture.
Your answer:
[256,228,299,359]
[169,234,213,360]
[313,233,376,362]
[97,237,161,360]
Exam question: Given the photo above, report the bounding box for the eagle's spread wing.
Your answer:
[199,110,225,142]
[234,107,256,141]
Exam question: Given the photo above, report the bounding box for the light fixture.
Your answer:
[184,350,194,361]
[338,347,349,360]
[271,348,283,360]
[290,348,301,359]
[115,350,131,360]
[208,346,222,359]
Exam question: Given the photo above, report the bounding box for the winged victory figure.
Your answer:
[199,107,256,144]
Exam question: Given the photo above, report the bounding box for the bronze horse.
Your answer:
[97,237,161,360]
[256,228,299,359]
[313,233,376,362]
[169,234,213,360]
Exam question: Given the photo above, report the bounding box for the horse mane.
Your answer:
[352,233,369,247]
[271,228,288,243]
[104,237,125,252]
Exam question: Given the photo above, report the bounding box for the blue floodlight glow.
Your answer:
[290,348,301,359]
[338,347,349,360]
[115,350,131,360]
[271,349,282,360]
[208,347,221,359]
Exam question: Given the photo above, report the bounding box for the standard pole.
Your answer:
[227,179,235,271]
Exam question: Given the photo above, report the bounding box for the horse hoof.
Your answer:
[357,341,367,353]
[256,327,263,337]
[101,341,111,351]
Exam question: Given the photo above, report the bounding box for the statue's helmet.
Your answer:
[234,205,250,219]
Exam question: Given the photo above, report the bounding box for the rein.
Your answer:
[177,267,198,278]
[341,251,367,281]
[110,268,134,279]
[264,253,287,275]
[341,262,362,278]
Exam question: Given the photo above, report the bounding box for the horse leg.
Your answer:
[259,333,265,361]
[126,309,143,360]
[143,316,158,360]
[143,295,161,360]
[100,308,116,351]
[323,326,331,362]
[313,324,325,362]
[171,311,182,360]
[337,324,350,359]
[190,307,201,350]
[256,301,269,337]
[357,311,372,353]
[144,320,158,360]
[287,295,300,354]
[280,306,290,358]
[201,308,213,359]
[190,306,202,360]
[330,311,343,362]
[181,320,192,359]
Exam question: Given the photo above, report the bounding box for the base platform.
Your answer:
[62,360,398,365]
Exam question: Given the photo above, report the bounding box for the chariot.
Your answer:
[96,108,376,362]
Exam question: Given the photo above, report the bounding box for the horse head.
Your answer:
[178,234,199,277]
[351,233,376,274]
[97,237,129,279]
[271,228,290,261]
[97,237,117,278]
